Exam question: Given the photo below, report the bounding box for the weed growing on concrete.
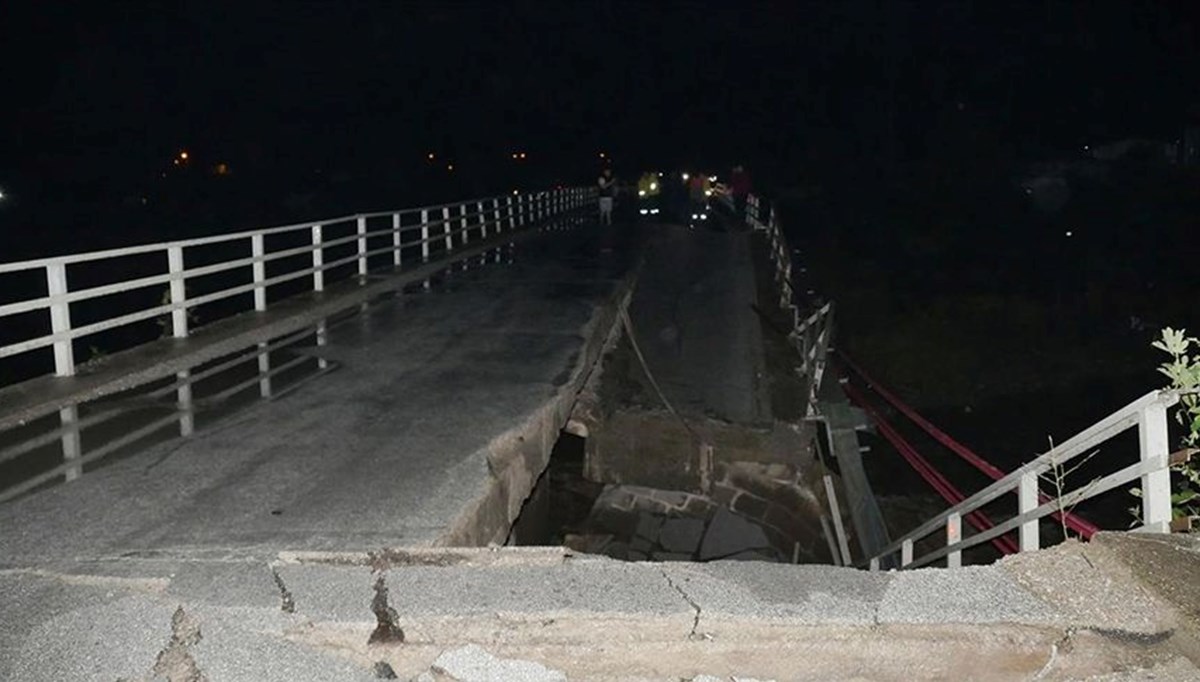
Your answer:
[1039,437,1100,540]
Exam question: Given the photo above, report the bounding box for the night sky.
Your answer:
[1,1,1198,247]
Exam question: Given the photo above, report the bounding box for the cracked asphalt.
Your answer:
[2,539,1196,680]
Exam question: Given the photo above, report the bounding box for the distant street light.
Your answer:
[447,164,455,171]
[427,152,436,161]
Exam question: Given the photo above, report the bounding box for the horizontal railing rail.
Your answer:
[0,187,593,388]
[865,389,1178,570]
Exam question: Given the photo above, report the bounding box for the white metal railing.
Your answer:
[745,193,833,412]
[866,389,1179,570]
[0,187,592,386]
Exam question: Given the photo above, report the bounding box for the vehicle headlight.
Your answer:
[638,190,646,197]
[649,182,657,191]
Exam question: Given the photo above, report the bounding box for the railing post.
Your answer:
[460,204,470,245]
[420,209,431,262]
[507,196,516,230]
[311,224,324,292]
[1018,471,1040,551]
[1138,399,1172,533]
[518,195,526,226]
[492,198,502,236]
[177,370,194,436]
[167,246,189,337]
[59,405,81,482]
[357,215,368,278]
[420,209,432,291]
[258,342,271,398]
[251,234,266,312]
[946,512,962,568]
[392,213,402,267]
[478,201,487,239]
[316,321,328,370]
[868,557,880,571]
[45,262,75,377]
[901,538,913,567]
[442,207,453,251]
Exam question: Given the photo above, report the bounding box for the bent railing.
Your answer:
[744,193,833,413]
[866,389,1179,570]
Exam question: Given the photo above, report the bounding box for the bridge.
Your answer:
[0,186,1197,680]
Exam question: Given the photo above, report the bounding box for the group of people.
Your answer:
[595,165,751,226]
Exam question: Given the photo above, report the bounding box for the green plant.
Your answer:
[1131,328,1200,526]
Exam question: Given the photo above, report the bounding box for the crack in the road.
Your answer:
[658,567,702,639]
[368,574,406,645]
[269,565,296,613]
[139,606,208,682]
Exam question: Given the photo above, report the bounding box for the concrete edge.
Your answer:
[435,270,639,547]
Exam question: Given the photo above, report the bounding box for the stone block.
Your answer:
[634,513,665,541]
[605,541,630,561]
[650,489,691,508]
[699,507,772,561]
[659,517,706,553]
[710,483,739,506]
[589,505,639,540]
[731,493,770,521]
[681,494,718,518]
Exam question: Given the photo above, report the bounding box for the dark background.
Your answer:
[2,1,1197,254]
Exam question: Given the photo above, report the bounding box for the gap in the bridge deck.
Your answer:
[509,429,809,564]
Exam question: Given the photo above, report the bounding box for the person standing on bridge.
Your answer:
[730,165,752,220]
[598,167,616,225]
